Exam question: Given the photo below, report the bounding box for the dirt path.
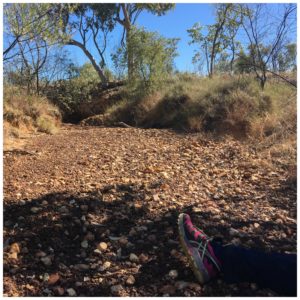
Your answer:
[4,125,296,296]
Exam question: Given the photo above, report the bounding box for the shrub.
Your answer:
[112,26,178,96]
[36,116,58,134]
[98,73,295,140]
[4,84,61,135]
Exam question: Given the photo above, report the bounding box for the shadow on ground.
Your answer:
[4,182,292,296]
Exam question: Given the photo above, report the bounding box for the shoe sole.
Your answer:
[178,213,209,284]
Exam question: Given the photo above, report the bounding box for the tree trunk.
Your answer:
[67,39,108,86]
[126,28,134,81]
[209,41,215,78]
[36,72,39,95]
[121,4,133,81]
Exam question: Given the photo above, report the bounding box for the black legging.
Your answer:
[212,241,297,296]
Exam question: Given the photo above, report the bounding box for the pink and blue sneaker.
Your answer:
[178,213,221,284]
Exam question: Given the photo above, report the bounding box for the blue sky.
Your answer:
[65,4,216,72]
[6,3,294,74]
[65,3,297,73]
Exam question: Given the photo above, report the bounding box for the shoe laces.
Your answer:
[188,229,221,272]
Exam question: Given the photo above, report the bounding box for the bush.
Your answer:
[36,116,58,134]
[4,84,61,135]
[97,73,295,140]
[112,26,178,96]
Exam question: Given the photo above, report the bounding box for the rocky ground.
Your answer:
[3,124,296,296]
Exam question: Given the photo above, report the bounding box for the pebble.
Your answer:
[48,273,60,285]
[153,194,160,201]
[42,200,48,206]
[58,206,69,214]
[126,275,135,285]
[126,242,135,249]
[159,285,176,295]
[31,207,39,213]
[21,247,29,254]
[144,219,154,225]
[111,284,124,295]
[19,200,26,206]
[54,286,64,296]
[253,223,260,228]
[43,288,51,295]
[10,243,21,254]
[8,252,18,260]
[94,249,102,255]
[97,242,108,251]
[43,273,50,282]
[175,281,189,290]
[250,283,258,290]
[119,237,128,246]
[229,228,240,236]
[80,250,87,258]
[80,205,88,211]
[74,264,89,271]
[99,261,111,271]
[138,253,148,263]
[231,238,241,246]
[168,269,178,279]
[129,228,137,236]
[148,234,156,242]
[36,251,47,258]
[81,240,88,249]
[117,248,122,259]
[129,253,139,263]
[188,282,202,291]
[136,225,148,232]
[4,220,13,227]
[167,239,178,245]
[84,232,95,241]
[66,288,77,296]
[41,256,52,266]
[10,267,19,274]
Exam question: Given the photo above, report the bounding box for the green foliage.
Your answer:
[135,3,175,15]
[277,43,297,72]
[4,4,69,43]
[45,63,109,118]
[235,50,253,73]
[96,73,295,140]
[188,4,241,76]
[112,26,179,95]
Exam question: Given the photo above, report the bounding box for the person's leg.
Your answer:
[212,241,297,296]
[178,213,297,296]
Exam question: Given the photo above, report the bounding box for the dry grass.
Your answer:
[96,73,296,175]
[4,85,61,140]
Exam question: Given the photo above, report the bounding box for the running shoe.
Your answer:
[178,213,221,284]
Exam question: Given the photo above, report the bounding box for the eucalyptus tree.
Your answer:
[4,3,175,85]
[3,3,59,60]
[61,4,117,85]
[188,4,240,77]
[59,3,175,83]
[112,26,178,93]
[4,4,63,93]
[112,4,175,80]
[239,3,296,89]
